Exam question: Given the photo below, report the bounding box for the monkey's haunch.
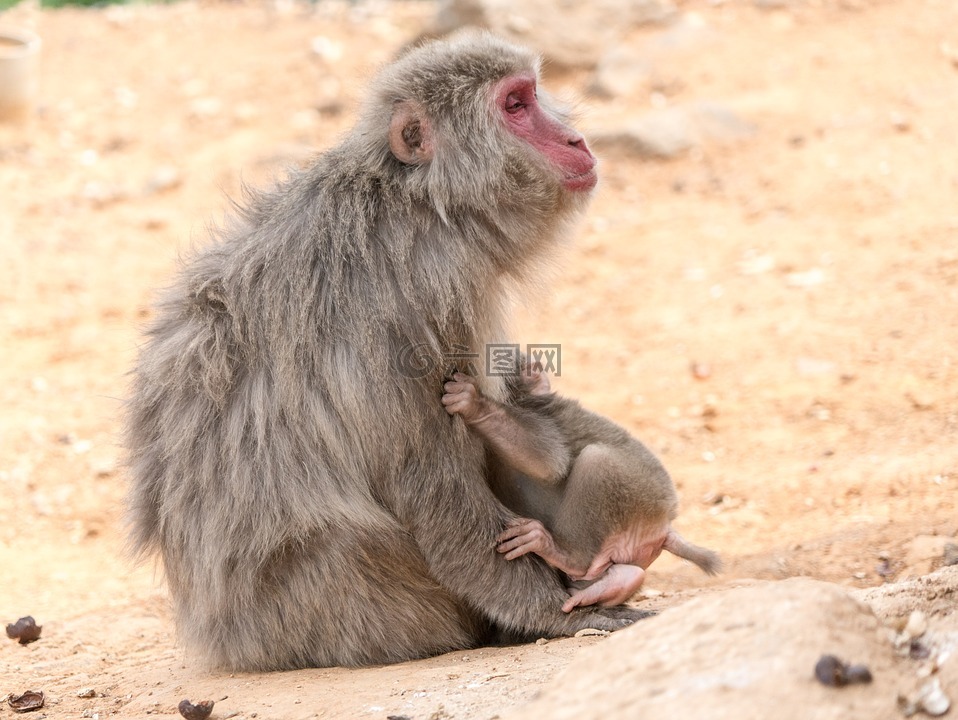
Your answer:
[123,32,641,671]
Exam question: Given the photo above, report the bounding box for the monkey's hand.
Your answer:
[496,518,552,560]
[561,564,646,613]
[441,372,494,425]
[496,518,586,577]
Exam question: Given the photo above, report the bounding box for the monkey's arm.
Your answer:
[562,564,646,612]
[443,373,570,484]
[496,518,588,578]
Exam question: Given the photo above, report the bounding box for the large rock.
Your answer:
[504,573,958,720]
[589,12,718,98]
[895,535,958,580]
[855,563,958,621]
[589,102,755,160]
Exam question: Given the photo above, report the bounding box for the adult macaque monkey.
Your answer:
[124,32,646,672]
[442,361,721,612]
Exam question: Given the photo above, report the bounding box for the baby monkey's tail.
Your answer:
[663,530,722,576]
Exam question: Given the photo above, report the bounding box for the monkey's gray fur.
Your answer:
[124,32,643,671]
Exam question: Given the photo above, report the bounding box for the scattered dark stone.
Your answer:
[815,655,844,686]
[875,558,894,580]
[845,664,873,684]
[5,616,42,644]
[7,691,45,713]
[814,654,872,687]
[387,716,413,720]
[943,542,958,567]
[909,639,932,660]
[178,699,214,720]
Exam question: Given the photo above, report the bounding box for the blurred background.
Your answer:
[0,0,956,714]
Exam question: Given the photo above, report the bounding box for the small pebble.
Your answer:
[908,639,931,660]
[145,166,183,195]
[5,616,42,645]
[899,677,951,717]
[8,690,45,713]
[573,628,610,638]
[903,610,928,640]
[178,699,214,720]
[814,654,872,687]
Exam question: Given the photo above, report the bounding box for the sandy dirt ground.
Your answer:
[0,0,956,717]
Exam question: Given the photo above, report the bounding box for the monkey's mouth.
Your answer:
[563,168,598,192]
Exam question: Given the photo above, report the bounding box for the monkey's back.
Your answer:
[123,150,496,669]
[517,392,680,524]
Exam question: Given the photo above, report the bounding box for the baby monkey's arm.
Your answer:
[496,517,587,577]
[442,372,570,484]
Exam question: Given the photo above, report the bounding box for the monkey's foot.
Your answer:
[592,605,657,623]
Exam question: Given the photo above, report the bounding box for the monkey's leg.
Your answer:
[562,564,646,612]
[180,506,488,670]
[591,605,657,622]
[549,444,659,620]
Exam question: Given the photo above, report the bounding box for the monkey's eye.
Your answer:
[504,92,526,114]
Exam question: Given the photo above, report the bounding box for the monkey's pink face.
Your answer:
[497,74,597,192]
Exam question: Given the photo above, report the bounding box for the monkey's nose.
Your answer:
[567,134,595,161]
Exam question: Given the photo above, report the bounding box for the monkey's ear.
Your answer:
[388,101,434,165]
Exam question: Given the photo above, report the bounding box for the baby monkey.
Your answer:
[443,361,720,612]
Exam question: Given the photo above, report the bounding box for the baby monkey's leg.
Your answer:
[562,564,646,613]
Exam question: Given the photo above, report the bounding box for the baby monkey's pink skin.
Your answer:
[496,517,669,612]
[562,565,646,612]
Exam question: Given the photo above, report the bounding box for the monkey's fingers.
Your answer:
[495,518,543,544]
[502,539,540,561]
[440,391,468,405]
[497,528,549,559]
[441,392,477,417]
[495,533,536,555]
[495,527,523,545]
[441,401,464,416]
[451,372,478,386]
[442,380,478,397]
